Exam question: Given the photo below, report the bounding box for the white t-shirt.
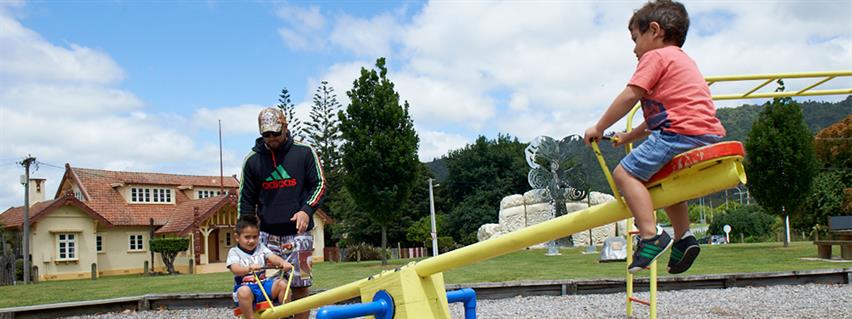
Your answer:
[226,245,273,285]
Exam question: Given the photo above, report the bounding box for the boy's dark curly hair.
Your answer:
[629,0,690,47]
[236,214,260,234]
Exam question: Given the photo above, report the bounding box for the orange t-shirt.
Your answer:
[628,46,726,137]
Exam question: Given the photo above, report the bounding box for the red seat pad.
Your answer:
[644,141,745,186]
[233,301,272,316]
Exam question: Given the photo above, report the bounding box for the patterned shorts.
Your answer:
[259,232,314,288]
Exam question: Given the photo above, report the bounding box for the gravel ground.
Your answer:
[63,283,852,319]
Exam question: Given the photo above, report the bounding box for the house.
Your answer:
[0,164,333,281]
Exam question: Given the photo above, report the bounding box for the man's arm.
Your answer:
[299,146,326,216]
[238,151,260,216]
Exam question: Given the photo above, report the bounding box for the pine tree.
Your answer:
[339,57,420,265]
[276,87,304,141]
[305,81,343,215]
[306,81,342,178]
[744,80,817,247]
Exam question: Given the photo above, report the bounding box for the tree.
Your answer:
[407,214,446,248]
[150,237,190,274]
[814,115,851,172]
[442,135,529,244]
[305,81,344,214]
[338,57,420,265]
[797,171,847,230]
[276,87,304,141]
[744,81,818,247]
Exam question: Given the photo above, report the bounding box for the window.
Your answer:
[74,191,83,201]
[57,233,77,260]
[129,234,144,251]
[225,232,232,246]
[197,190,222,199]
[130,187,173,203]
[96,235,103,252]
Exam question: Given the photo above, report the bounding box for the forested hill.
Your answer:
[717,95,852,142]
[425,95,851,191]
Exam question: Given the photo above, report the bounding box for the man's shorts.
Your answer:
[232,278,277,305]
[620,130,722,182]
[260,231,314,288]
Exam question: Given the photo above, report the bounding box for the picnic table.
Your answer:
[813,216,852,260]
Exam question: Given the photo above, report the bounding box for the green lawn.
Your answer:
[0,241,847,309]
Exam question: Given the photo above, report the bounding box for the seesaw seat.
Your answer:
[644,141,745,187]
[233,301,272,317]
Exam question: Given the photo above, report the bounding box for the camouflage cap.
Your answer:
[258,107,286,135]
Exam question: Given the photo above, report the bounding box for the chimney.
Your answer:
[28,178,46,206]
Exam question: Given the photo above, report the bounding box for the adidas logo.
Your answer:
[262,165,297,190]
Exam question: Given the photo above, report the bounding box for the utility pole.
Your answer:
[428,179,438,257]
[218,120,225,194]
[21,155,36,284]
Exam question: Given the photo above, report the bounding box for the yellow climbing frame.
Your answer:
[623,69,852,319]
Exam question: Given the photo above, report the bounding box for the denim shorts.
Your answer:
[619,130,722,182]
[233,277,277,305]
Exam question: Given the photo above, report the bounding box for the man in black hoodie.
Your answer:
[239,107,326,319]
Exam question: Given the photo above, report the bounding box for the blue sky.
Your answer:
[1,0,850,209]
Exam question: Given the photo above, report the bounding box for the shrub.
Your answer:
[344,243,386,261]
[709,205,777,242]
[150,237,189,274]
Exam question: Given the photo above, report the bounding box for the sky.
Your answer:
[0,0,850,210]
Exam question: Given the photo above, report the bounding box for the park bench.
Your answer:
[813,215,852,260]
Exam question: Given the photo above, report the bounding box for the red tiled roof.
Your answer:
[0,194,112,229]
[51,165,239,227]
[157,194,237,235]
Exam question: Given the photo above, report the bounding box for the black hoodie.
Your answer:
[238,133,326,236]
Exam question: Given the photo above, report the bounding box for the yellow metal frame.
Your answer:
[256,70,849,319]
[705,70,852,100]
[622,69,851,319]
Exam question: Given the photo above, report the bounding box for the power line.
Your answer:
[34,161,64,170]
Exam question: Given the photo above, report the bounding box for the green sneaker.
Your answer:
[668,234,700,274]
[628,227,672,274]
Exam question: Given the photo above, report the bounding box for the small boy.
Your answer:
[583,0,725,274]
[228,214,293,319]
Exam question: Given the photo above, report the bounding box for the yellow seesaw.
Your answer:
[255,140,746,319]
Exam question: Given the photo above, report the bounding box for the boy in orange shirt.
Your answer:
[584,0,725,274]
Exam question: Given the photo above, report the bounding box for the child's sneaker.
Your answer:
[628,226,672,274]
[667,233,700,274]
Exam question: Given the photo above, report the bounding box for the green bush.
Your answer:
[709,205,777,242]
[150,237,189,274]
[150,237,189,253]
[344,243,386,261]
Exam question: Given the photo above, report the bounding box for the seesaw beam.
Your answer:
[261,155,746,319]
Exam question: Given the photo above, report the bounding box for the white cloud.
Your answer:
[305,0,851,160]
[193,104,265,135]
[0,13,124,84]
[394,74,496,128]
[275,3,327,51]
[329,12,401,58]
[309,60,372,109]
[0,9,228,209]
[417,130,469,162]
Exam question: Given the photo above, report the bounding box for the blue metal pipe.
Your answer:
[316,290,394,319]
[446,288,477,319]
